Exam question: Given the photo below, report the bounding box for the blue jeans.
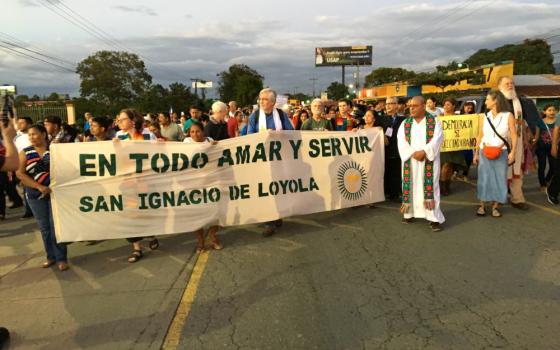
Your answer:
[26,188,67,262]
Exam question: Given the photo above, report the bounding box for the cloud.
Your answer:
[314,15,339,23]
[112,5,157,17]
[6,0,560,98]
[18,0,62,6]
[18,0,39,7]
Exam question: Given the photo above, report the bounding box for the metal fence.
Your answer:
[17,105,68,124]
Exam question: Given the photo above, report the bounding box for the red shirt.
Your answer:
[227,117,239,138]
[335,113,355,131]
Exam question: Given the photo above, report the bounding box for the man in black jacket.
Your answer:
[381,96,405,202]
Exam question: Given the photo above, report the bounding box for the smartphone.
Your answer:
[0,85,16,127]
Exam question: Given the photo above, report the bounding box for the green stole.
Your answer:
[402,115,436,211]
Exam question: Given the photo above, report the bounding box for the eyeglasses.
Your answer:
[386,102,397,105]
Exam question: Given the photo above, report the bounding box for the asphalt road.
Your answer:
[1,175,560,350]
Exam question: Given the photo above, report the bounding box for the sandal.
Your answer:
[209,239,223,251]
[42,260,56,268]
[491,208,502,218]
[127,250,143,263]
[476,206,486,217]
[196,242,205,253]
[148,238,159,250]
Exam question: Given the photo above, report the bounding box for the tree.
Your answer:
[15,95,29,105]
[76,51,152,113]
[465,39,555,74]
[364,67,416,87]
[217,64,264,106]
[435,60,463,73]
[326,82,349,100]
[288,92,311,102]
[135,84,169,114]
[411,71,485,92]
[46,92,60,101]
[167,82,198,112]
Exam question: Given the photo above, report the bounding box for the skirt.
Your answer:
[477,149,508,203]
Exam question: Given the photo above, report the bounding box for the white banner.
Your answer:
[50,129,385,242]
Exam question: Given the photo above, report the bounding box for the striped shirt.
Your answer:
[24,146,50,186]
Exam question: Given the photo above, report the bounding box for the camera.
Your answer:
[0,85,17,127]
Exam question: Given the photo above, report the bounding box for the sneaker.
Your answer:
[430,222,443,232]
[262,226,275,237]
[9,202,23,209]
[546,188,559,205]
[511,202,529,210]
[21,212,33,219]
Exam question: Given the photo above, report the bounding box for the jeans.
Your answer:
[548,156,560,199]
[23,188,33,216]
[0,172,6,216]
[536,145,554,186]
[26,188,67,262]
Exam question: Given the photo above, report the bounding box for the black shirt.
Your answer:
[204,118,229,141]
[384,114,405,159]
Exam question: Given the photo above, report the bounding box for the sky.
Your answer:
[1,0,560,98]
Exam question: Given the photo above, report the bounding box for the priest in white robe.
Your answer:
[397,96,445,231]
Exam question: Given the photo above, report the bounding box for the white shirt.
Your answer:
[115,128,156,141]
[14,131,31,152]
[183,137,213,144]
[480,111,510,150]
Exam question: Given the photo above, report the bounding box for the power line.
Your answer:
[375,0,485,62]
[397,0,477,43]
[39,0,158,66]
[0,43,75,73]
[0,37,75,67]
[38,0,123,52]
[52,0,126,50]
[0,31,74,65]
[414,1,488,44]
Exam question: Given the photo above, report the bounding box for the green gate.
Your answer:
[17,104,68,124]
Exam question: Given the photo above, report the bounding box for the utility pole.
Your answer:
[309,77,318,97]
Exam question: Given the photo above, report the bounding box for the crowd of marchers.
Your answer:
[1,76,559,273]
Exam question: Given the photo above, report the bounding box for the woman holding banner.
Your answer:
[114,109,159,263]
[184,121,223,251]
[439,98,467,195]
[473,91,518,218]
[16,125,69,271]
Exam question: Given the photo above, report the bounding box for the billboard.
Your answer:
[192,81,213,89]
[315,46,372,67]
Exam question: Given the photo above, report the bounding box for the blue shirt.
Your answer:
[247,109,294,134]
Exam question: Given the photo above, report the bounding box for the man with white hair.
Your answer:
[301,99,332,131]
[204,101,230,141]
[247,88,294,133]
[247,88,294,237]
[498,76,535,210]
